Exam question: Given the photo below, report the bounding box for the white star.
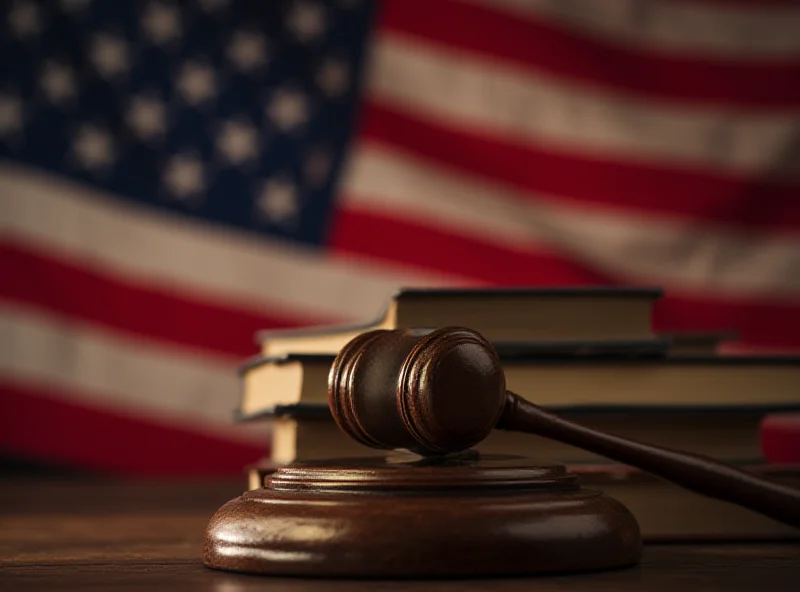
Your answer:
[216,118,259,166]
[126,95,166,141]
[163,153,205,200]
[197,0,228,12]
[0,94,23,138]
[287,1,325,43]
[257,178,299,225]
[177,61,216,106]
[9,1,41,38]
[91,34,129,79]
[227,30,268,72]
[141,2,182,46]
[73,125,114,170]
[305,147,332,187]
[316,57,349,98]
[40,62,76,104]
[267,89,308,132]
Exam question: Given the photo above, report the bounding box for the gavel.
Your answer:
[328,326,800,528]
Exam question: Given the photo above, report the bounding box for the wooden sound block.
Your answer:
[202,451,642,578]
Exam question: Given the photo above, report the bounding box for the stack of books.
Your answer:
[233,287,800,541]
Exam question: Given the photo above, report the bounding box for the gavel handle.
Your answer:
[498,391,800,528]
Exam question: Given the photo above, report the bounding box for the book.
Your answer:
[235,353,800,418]
[260,406,783,466]
[245,458,800,541]
[256,286,663,356]
[664,331,738,356]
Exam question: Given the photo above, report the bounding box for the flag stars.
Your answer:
[216,119,259,166]
[163,153,205,201]
[287,1,325,43]
[316,58,349,98]
[177,61,216,106]
[227,30,268,72]
[268,89,308,132]
[40,62,77,105]
[91,34,130,79]
[141,2,182,46]
[9,1,41,38]
[126,95,166,141]
[305,147,332,187]
[257,178,299,226]
[73,124,115,170]
[0,94,23,139]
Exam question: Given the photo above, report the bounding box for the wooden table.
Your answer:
[1,478,798,591]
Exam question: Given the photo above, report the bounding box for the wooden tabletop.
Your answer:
[1,478,798,591]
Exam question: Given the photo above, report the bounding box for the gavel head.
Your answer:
[327,327,507,456]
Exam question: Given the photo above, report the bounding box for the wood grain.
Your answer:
[203,454,642,576]
[1,479,798,591]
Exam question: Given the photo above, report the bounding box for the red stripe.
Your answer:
[330,205,611,286]
[360,102,800,231]
[0,381,265,476]
[378,0,800,108]
[0,240,333,358]
[760,413,800,464]
[652,297,800,352]
[330,206,800,350]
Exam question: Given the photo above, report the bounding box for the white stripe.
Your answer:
[369,35,800,177]
[342,145,800,298]
[466,0,800,58]
[1,162,455,325]
[0,304,265,443]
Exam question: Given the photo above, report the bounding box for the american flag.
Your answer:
[2,0,798,476]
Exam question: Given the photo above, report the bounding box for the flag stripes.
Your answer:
[379,0,800,107]
[358,103,800,231]
[370,34,800,178]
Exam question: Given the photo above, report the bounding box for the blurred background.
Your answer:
[2,0,798,478]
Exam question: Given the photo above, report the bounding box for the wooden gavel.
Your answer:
[328,326,800,528]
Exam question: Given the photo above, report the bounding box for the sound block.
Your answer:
[203,452,642,578]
